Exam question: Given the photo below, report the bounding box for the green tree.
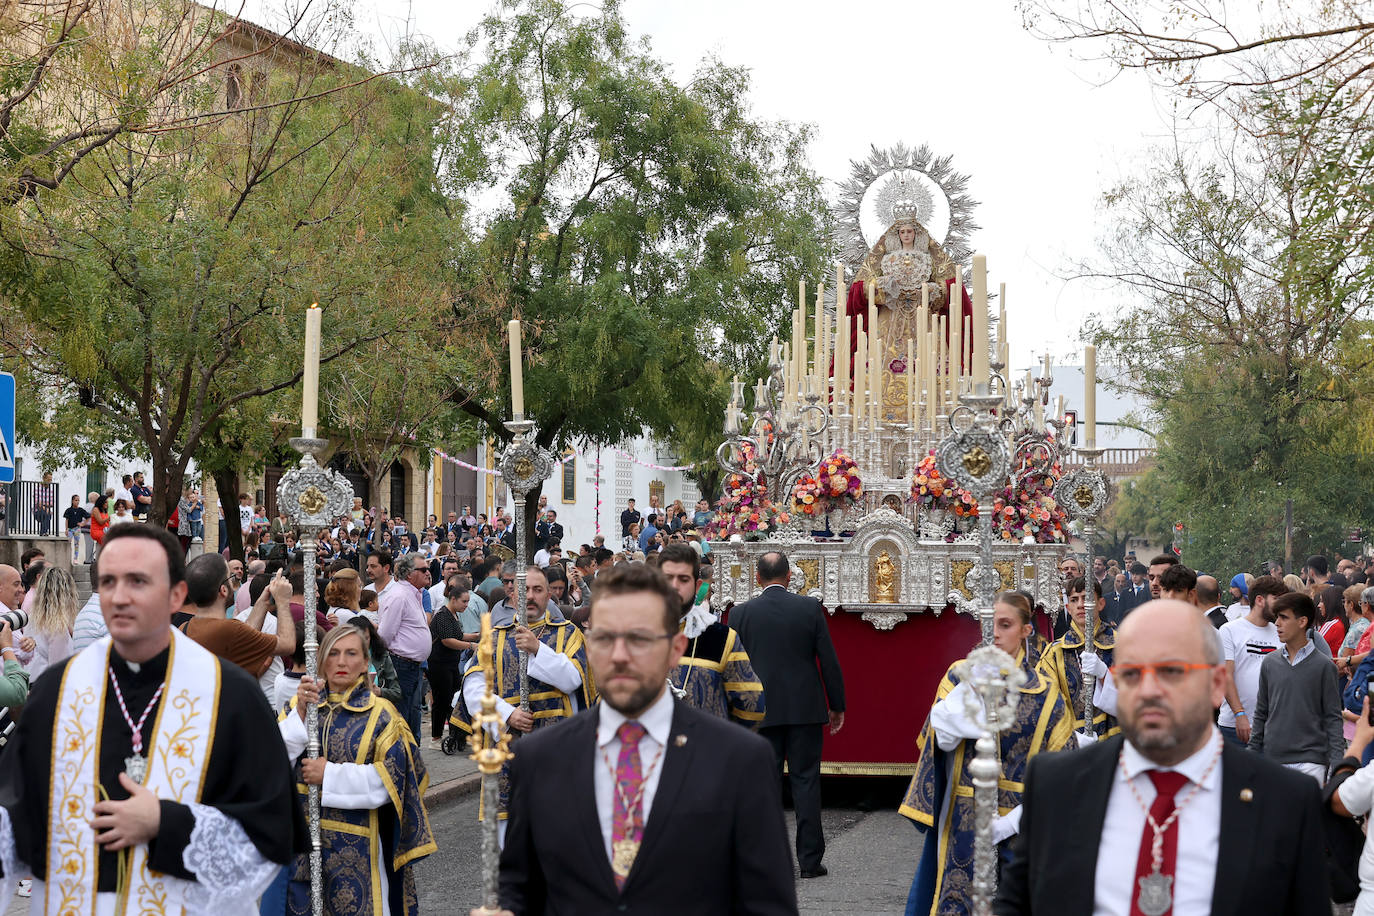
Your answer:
[435,0,832,549]
[1079,78,1374,574]
[0,28,452,524]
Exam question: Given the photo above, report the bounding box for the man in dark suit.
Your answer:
[729,551,845,879]
[1116,561,1150,619]
[1196,574,1229,629]
[995,599,1331,915]
[492,563,797,916]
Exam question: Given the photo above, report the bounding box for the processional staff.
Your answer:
[469,613,514,915]
[498,319,556,711]
[277,303,358,916]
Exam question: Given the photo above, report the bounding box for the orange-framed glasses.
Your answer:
[1109,663,1215,687]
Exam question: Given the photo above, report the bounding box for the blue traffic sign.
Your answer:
[0,372,14,484]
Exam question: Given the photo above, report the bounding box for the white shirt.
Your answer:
[427,581,448,609]
[533,549,551,568]
[594,688,674,867]
[1218,617,1280,728]
[1335,759,1374,912]
[1225,602,1248,622]
[1094,728,1223,916]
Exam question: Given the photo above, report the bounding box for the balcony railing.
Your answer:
[0,479,62,537]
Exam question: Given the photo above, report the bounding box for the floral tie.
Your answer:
[610,721,647,889]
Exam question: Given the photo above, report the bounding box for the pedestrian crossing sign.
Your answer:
[0,372,14,484]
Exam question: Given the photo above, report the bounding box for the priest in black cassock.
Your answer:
[0,523,305,915]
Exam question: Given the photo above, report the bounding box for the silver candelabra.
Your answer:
[276,438,356,916]
[718,355,829,506]
[496,418,556,711]
[937,378,1012,646]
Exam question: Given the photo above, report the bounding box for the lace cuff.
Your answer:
[0,806,19,902]
[183,803,280,915]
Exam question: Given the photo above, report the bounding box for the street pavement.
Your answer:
[417,776,922,915]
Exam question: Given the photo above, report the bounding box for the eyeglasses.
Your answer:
[585,630,674,655]
[501,578,515,585]
[1110,663,1215,687]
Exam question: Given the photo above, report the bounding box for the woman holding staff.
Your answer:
[898,591,1078,916]
[280,624,435,916]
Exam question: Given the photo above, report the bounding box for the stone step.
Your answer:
[71,561,92,605]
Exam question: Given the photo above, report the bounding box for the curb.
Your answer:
[425,770,482,807]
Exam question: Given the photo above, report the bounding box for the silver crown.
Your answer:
[875,173,934,229]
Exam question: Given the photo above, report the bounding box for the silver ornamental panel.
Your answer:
[935,427,1011,496]
[498,439,556,495]
[276,451,356,529]
[1051,468,1111,521]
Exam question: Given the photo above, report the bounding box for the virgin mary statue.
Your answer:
[841,175,974,418]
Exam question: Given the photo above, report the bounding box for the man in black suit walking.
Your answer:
[491,563,797,915]
[729,551,845,879]
[996,599,1331,915]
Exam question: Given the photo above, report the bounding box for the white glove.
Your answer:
[991,805,1023,844]
[930,682,986,750]
[1075,729,1098,747]
[1080,650,1109,680]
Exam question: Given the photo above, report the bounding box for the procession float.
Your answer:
[702,144,1112,777]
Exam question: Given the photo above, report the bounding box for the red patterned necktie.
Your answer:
[610,720,647,890]
[1130,769,1189,916]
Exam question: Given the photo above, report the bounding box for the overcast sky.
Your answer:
[251,0,1174,395]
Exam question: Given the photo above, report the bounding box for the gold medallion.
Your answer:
[964,445,992,478]
[611,838,639,877]
[298,485,328,515]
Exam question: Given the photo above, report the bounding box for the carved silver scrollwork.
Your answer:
[1051,467,1111,520]
[935,426,1011,496]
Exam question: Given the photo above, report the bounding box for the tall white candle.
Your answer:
[814,284,825,389]
[855,331,867,435]
[949,272,963,383]
[906,339,916,427]
[997,282,1007,354]
[302,303,322,437]
[837,308,849,407]
[972,254,989,383]
[872,337,883,424]
[937,316,947,416]
[507,318,524,418]
[1085,344,1097,448]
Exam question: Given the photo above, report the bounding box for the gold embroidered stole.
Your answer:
[45,628,221,916]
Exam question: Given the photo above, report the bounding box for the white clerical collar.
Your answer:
[1121,726,1223,789]
[598,686,674,750]
[762,583,788,592]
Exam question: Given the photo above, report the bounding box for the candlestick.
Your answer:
[769,336,779,366]
[855,331,867,437]
[814,283,825,390]
[866,281,877,340]
[927,314,938,432]
[836,307,849,404]
[997,282,1007,353]
[950,271,963,383]
[1043,351,1052,380]
[972,255,989,383]
[937,316,948,417]
[302,303,321,437]
[754,378,769,408]
[1085,344,1097,448]
[507,319,524,419]
[872,336,883,425]
[907,338,916,428]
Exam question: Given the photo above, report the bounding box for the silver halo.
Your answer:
[834,142,981,272]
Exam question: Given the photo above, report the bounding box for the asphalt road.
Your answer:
[418,776,922,915]
[3,780,922,916]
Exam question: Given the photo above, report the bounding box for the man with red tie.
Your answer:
[996,599,1330,915]
[489,563,797,914]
